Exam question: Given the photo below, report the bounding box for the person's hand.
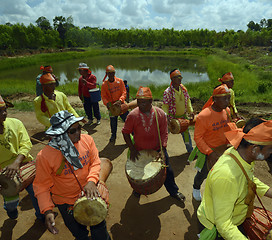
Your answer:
[3,162,20,179]
[84,181,100,199]
[45,211,59,235]
[130,148,140,162]
[82,78,87,85]
[207,151,220,170]
[188,112,195,121]
[113,100,122,107]
[156,151,165,162]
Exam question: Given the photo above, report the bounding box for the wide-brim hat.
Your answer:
[77,63,89,69]
[46,110,84,136]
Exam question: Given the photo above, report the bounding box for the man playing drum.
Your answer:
[78,63,101,125]
[101,65,128,142]
[34,73,80,129]
[122,87,185,201]
[197,118,272,239]
[189,84,232,201]
[162,69,194,153]
[33,110,111,240]
[0,95,42,220]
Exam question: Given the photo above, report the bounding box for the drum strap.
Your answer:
[227,152,272,222]
[153,107,163,154]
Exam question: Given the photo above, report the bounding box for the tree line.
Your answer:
[1,16,272,53]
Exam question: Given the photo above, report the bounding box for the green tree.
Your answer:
[36,16,52,31]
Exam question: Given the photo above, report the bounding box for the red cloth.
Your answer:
[122,107,168,151]
[78,73,97,98]
[194,106,231,155]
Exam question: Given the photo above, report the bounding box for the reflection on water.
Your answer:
[0,55,209,87]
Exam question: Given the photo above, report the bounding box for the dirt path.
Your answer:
[1,99,272,240]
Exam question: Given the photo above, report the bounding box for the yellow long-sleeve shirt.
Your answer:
[197,147,269,240]
[0,118,33,169]
[162,86,193,117]
[229,88,238,115]
[34,90,79,128]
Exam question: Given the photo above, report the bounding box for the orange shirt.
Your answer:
[101,77,127,106]
[194,106,231,155]
[33,134,100,214]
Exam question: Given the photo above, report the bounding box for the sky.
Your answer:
[0,0,272,32]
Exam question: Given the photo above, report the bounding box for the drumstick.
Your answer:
[30,137,48,146]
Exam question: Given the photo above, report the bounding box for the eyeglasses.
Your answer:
[67,125,82,134]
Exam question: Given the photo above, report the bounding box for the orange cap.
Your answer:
[202,84,231,109]
[170,70,182,79]
[218,72,234,82]
[225,120,272,149]
[40,73,56,85]
[136,86,153,99]
[40,65,53,73]
[106,65,115,73]
[0,95,5,108]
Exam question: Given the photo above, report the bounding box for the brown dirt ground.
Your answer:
[1,96,272,240]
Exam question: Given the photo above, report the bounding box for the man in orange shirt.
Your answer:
[191,84,231,201]
[33,110,111,240]
[101,65,128,142]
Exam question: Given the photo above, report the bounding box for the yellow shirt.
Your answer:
[162,87,193,117]
[0,118,33,169]
[229,88,238,115]
[34,90,79,128]
[197,147,269,240]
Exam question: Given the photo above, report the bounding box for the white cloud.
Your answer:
[0,0,271,31]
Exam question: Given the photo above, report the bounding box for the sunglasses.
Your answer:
[67,125,82,134]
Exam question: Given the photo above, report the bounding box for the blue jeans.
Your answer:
[110,111,129,137]
[163,149,179,196]
[3,183,43,220]
[83,97,101,121]
[181,131,193,153]
[57,203,111,240]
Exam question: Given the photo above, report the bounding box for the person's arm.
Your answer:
[101,82,110,107]
[211,177,248,240]
[253,176,270,197]
[85,75,97,89]
[78,78,83,100]
[5,121,33,178]
[194,115,213,155]
[186,98,194,115]
[119,80,127,103]
[34,97,51,128]
[122,113,140,161]
[159,110,168,149]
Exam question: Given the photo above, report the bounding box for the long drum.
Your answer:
[0,161,36,197]
[243,207,272,240]
[233,117,246,128]
[73,158,112,226]
[125,149,166,195]
[169,118,190,134]
[109,99,138,116]
[73,181,109,226]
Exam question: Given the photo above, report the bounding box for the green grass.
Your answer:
[13,101,34,111]
[1,47,271,105]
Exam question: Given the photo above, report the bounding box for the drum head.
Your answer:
[0,174,20,197]
[73,196,108,226]
[126,150,162,182]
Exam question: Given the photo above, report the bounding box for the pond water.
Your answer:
[2,55,209,87]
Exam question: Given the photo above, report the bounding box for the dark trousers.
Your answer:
[193,158,209,190]
[57,204,111,240]
[83,97,101,121]
[110,111,129,137]
[163,149,179,196]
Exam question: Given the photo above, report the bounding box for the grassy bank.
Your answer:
[1,47,271,108]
